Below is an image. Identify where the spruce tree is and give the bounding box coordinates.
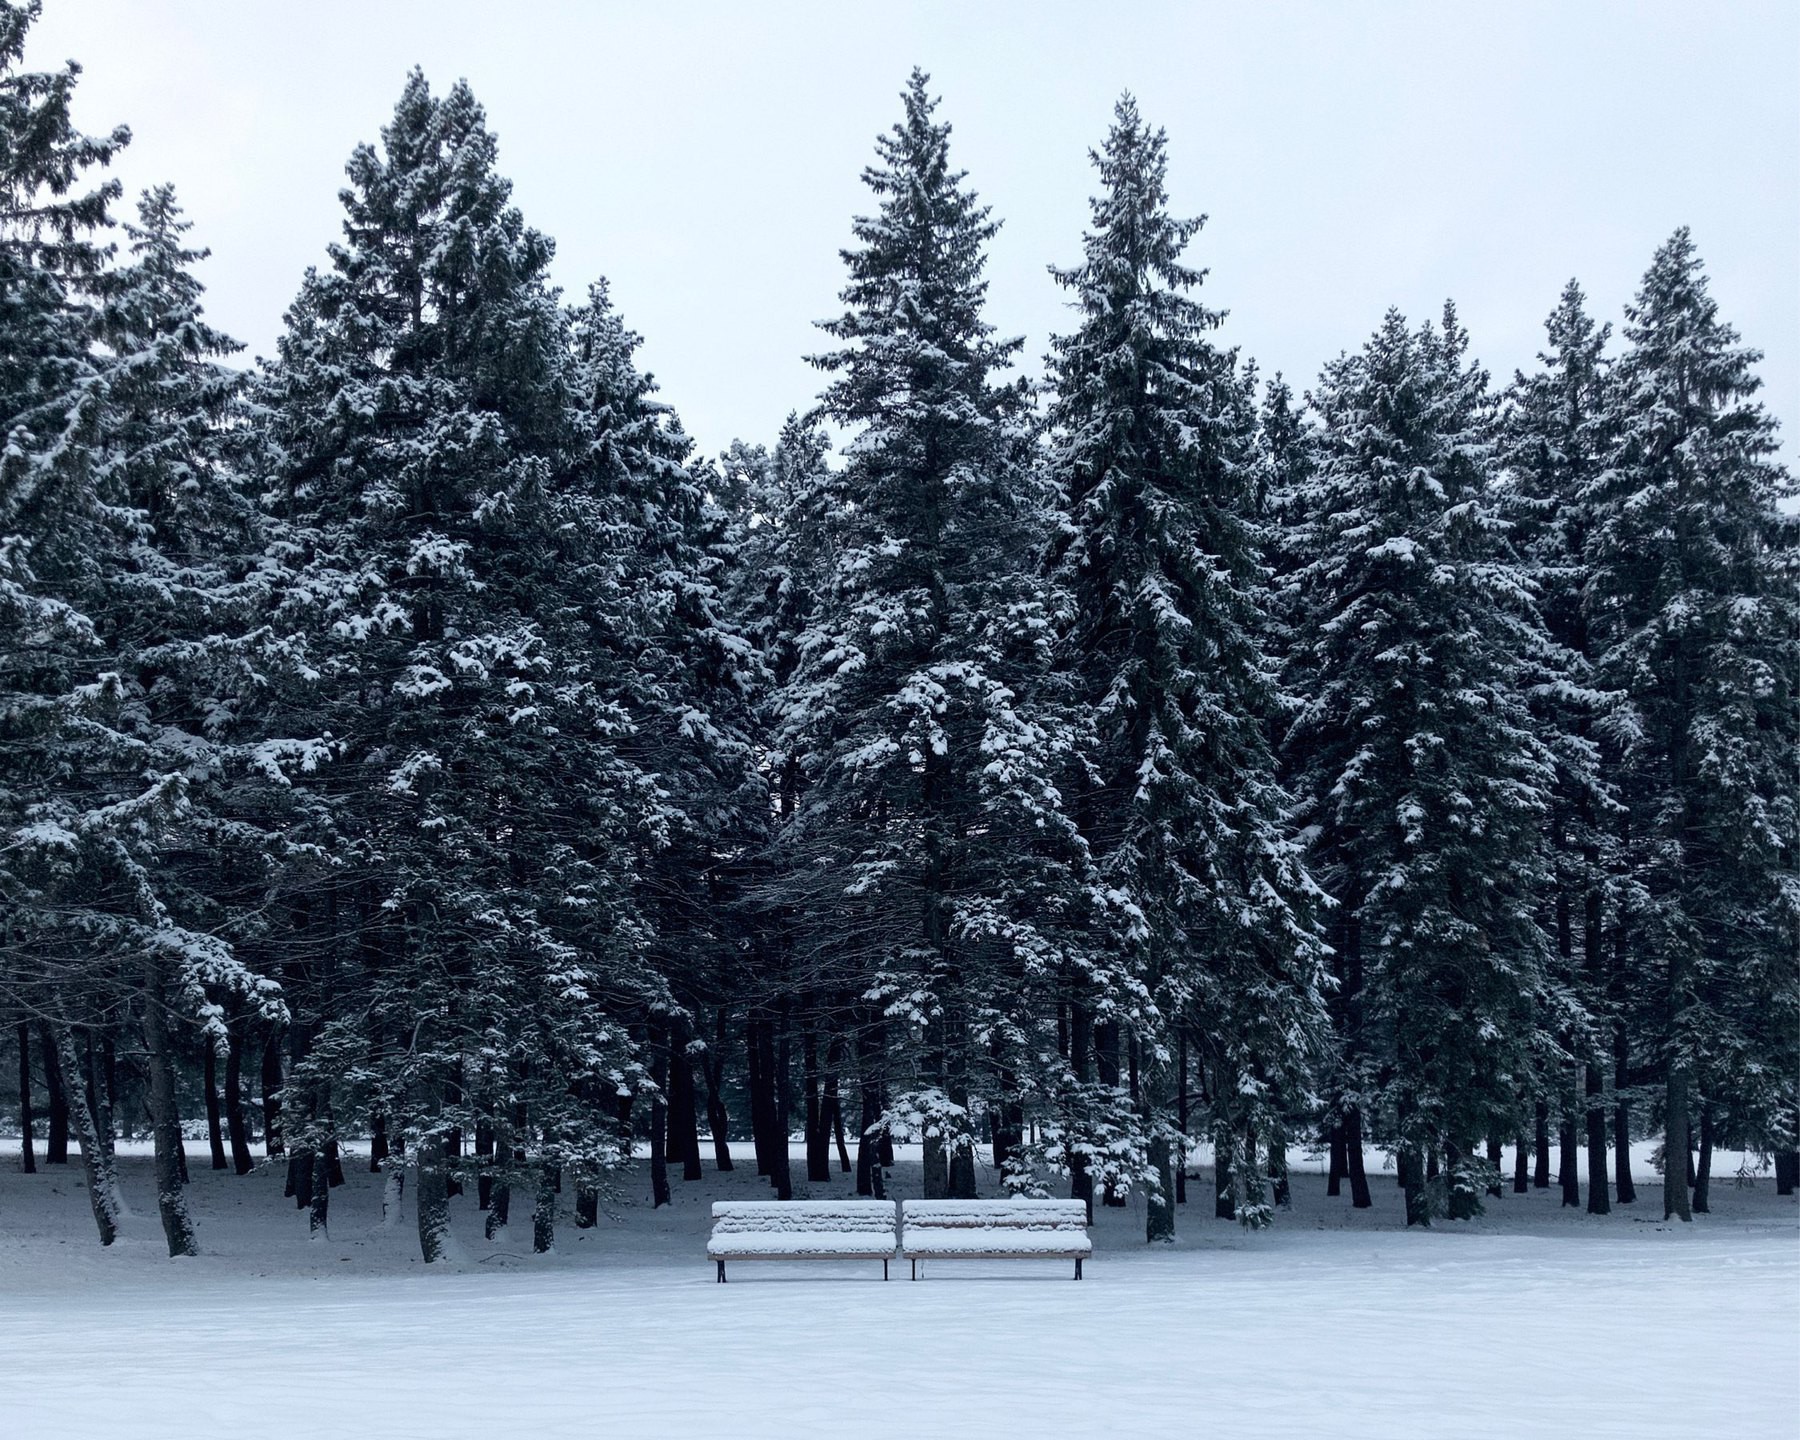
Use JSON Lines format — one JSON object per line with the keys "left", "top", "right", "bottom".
{"left": 1289, "top": 305, "right": 1561, "bottom": 1225}
{"left": 1583, "top": 230, "right": 1799, "bottom": 1221}
{"left": 255, "top": 73, "right": 658, "bottom": 1257}
{"left": 779, "top": 70, "right": 1086, "bottom": 1200}
{"left": 1044, "top": 96, "right": 1327, "bottom": 1234}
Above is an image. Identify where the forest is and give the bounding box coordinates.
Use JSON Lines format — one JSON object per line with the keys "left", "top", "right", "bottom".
{"left": 3, "top": 0, "right": 1796, "bottom": 1267}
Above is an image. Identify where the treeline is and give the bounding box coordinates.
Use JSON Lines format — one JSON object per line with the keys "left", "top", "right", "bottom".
{"left": 2, "top": 2, "right": 1795, "bottom": 1261}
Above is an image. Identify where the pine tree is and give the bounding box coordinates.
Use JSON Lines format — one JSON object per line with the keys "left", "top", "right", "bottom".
{"left": 1044, "top": 96, "right": 1327, "bottom": 1234}
{"left": 1289, "top": 304, "right": 1562, "bottom": 1225}
{"left": 779, "top": 70, "right": 1086, "bottom": 1200}
{"left": 255, "top": 73, "right": 658, "bottom": 1257}
{"left": 1583, "top": 230, "right": 1799, "bottom": 1222}
{"left": 1502, "top": 279, "right": 1625, "bottom": 1213}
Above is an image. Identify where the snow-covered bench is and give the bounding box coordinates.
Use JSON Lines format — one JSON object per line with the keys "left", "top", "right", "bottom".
{"left": 900, "top": 1198, "right": 1093, "bottom": 1280}
{"left": 706, "top": 1200, "right": 898, "bottom": 1282}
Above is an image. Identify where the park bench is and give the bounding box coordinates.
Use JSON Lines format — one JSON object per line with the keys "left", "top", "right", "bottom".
{"left": 706, "top": 1200, "right": 898, "bottom": 1282}
{"left": 899, "top": 1198, "right": 1093, "bottom": 1279}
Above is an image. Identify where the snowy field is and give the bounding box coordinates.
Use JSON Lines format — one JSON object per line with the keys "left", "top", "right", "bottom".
{"left": 2, "top": 1141, "right": 1794, "bottom": 1439}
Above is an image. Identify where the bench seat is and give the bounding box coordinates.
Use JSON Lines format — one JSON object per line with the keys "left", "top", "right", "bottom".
{"left": 900, "top": 1199, "right": 1092, "bottom": 1278}
{"left": 707, "top": 1200, "right": 898, "bottom": 1280}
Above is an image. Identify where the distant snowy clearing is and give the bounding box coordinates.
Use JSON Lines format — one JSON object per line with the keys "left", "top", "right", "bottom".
{"left": 3, "top": 1143, "right": 1794, "bottom": 1439}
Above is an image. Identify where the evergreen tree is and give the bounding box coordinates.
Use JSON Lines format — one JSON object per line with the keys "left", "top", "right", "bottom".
{"left": 778, "top": 70, "right": 1086, "bottom": 1200}
{"left": 1502, "top": 279, "right": 1625, "bottom": 1213}
{"left": 1289, "top": 304, "right": 1562, "bottom": 1225}
{"left": 1583, "top": 230, "right": 1799, "bottom": 1221}
{"left": 255, "top": 73, "right": 657, "bottom": 1257}
{"left": 1044, "top": 96, "right": 1327, "bottom": 1234}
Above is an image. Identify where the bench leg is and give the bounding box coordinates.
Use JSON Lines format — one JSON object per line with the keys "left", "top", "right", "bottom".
{"left": 1074, "top": 1259, "right": 1082, "bottom": 1281}
{"left": 911, "top": 1259, "right": 917, "bottom": 1281}
{"left": 883, "top": 1259, "right": 889, "bottom": 1282}
{"left": 717, "top": 1260, "right": 726, "bottom": 1284}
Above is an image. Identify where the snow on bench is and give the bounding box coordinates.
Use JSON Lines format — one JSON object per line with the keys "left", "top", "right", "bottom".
{"left": 706, "top": 1201, "right": 899, "bottom": 1282}
{"left": 900, "top": 1199, "right": 1093, "bottom": 1280}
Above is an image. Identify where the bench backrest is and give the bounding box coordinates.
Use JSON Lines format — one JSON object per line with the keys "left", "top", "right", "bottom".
{"left": 709, "top": 1200, "right": 898, "bottom": 1237}
{"left": 901, "top": 1199, "right": 1089, "bottom": 1232}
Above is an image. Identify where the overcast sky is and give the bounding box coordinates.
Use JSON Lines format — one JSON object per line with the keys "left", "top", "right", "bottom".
{"left": 26, "top": 1, "right": 1799, "bottom": 466}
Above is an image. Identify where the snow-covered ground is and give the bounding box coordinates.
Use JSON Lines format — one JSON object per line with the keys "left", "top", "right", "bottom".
{"left": 2, "top": 1139, "right": 1794, "bottom": 1438}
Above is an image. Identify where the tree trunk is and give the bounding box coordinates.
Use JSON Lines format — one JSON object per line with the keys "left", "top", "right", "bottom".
{"left": 1585, "top": 1063, "right": 1610, "bottom": 1214}
{"left": 39, "top": 1024, "right": 69, "bottom": 1164}
{"left": 772, "top": 1012, "right": 793, "bottom": 1200}
{"left": 1513, "top": 1132, "right": 1529, "bottom": 1193}
{"left": 1663, "top": 1064, "right": 1692, "bottom": 1222}
{"left": 1327, "top": 1118, "right": 1347, "bottom": 1197}
{"left": 140, "top": 971, "right": 199, "bottom": 1257}
{"left": 702, "top": 1009, "right": 733, "bottom": 1172}
{"left": 1269, "top": 1128, "right": 1291, "bottom": 1209}
{"left": 1775, "top": 1149, "right": 1798, "bottom": 1196}
{"left": 1559, "top": 1111, "right": 1581, "bottom": 1208}
{"left": 417, "top": 1116, "right": 451, "bottom": 1262}
{"left": 1691, "top": 1104, "right": 1713, "bottom": 1215}
{"left": 308, "top": 1146, "right": 330, "bottom": 1238}
{"left": 1533, "top": 1099, "right": 1550, "bottom": 1188}
{"left": 1174, "top": 1030, "right": 1188, "bottom": 1205}
{"left": 1146, "top": 1128, "right": 1175, "bottom": 1243}
{"left": 204, "top": 1045, "right": 228, "bottom": 1171}
{"left": 1400, "top": 1146, "right": 1430, "bottom": 1227}
{"left": 747, "top": 1014, "right": 775, "bottom": 1178}
{"left": 803, "top": 1028, "right": 829, "bottom": 1183}
{"left": 650, "top": 1023, "right": 671, "bottom": 1210}
{"left": 1613, "top": 1095, "right": 1637, "bottom": 1204}
{"left": 55, "top": 1027, "right": 118, "bottom": 1245}
{"left": 1344, "top": 1105, "right": 1372, "bottom": 1209}
{"left": 16, "top": 1015, "right": 35, "bottom": 1173}
{"left": 1213, "top": 1119, "right": 1236, "bottom": 1221}
{"left": 260, "top": 1030, "right": 284, "bottom": 1157}
{"left": 224, "top": 1027, "right": 254, "bottom": 1174}
{"left": 855, "top": 1022, "right": 882, "bottom": 1198}
{"left": 1485, "top": 1132, "right": 1504, "bottom": 1198}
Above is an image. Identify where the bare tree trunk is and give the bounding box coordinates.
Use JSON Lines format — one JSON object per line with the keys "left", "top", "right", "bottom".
{"left": 39, "top": 1024, "right": 68, "bottom": 1164}
{"left": 1691, "top": 1104, "right": 1713, "bottom": 1215}
{"left": 308, "top": 1145, "right": 330, "bottom": 1238}
{"left": 16, "top": 1021, "right": 35, "bottom": 1173}
{"left": 1513, "top": 1131, "right": 1529, "bottom": 1192}
{"left": 1344, "top": 1105, "right": 1372, "bottom": 1209}
{"left": 55, "top": 1027, "right": 118, "bottom": 1245}
{"left": 1327, "top": 1118, "right": 1347, "bottom": 1197}
{"left": 803, "top": 1028, "right": 829, "bottom": 1183}
{"left": 204, "top": 1045, "right": 228, "bottom": 1171}
{"left": 702, "top": 1008, "right": 733, "bottom": 1172}
{"left": 140, "top": 970, "right": 199, "bottom": 1257}
{"left": 1533, "top": 1099, "right": 1551, "bottom": 1188}
{"left": 1585, "top": 1063, "right": 1610, "bottom": 1214}
{"left": 1485, "top": 1132, "right": 1504, "bottom": 1198}
{"left": 1559, "top": 1107, "right": 1581, "bottom": 1208}
{"left": 1174, "top": 1029, "right": 1188, "bottom": 1205}
{"left": 668, "top": 1027, "right": 703, "bottom": 1182}
{"left": 650, "top": 1022, "right": 671, "bottom": 1209}
{"left": 1146, "top": 1127, "right": 1175, "bottom": 1243}
{"left": 260, "top": 1030, "right": 284, "bottom": 1158}
{"left": 1663, "top": 1064, "right": 1692, "bottom": 1222}
{"left": 1213, "top": 1118, "right": 1236, "bottom": 1221}
{"left": 224, "top": 1026, "right": 254, "bottom": 1174}
{"left": 417, "top": 1128, "right": 451, "bottom": 1261}
{"left": 855, "top": 1020, "right": 882, "bottom": 1197}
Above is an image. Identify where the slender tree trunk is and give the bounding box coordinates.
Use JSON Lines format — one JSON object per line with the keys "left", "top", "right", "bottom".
{"left": 224, "top": 1027, "right": 254, "bottom": 1174}
{"left": 1174, "top": 1030, "right": 1188, "bottom": 1205}
{"left": 803, "top": 1028, "right": 829, "bottom": 1183}
{"left": 1664, "top": 1064, "right": 1692, "bottom": 1222}
{"left": 308, "top": 1145, "right": 330, "bottom": 1238}
{"left": 671, "top": 1030, "right": 704, "bottom": 1182}
{"left": 1269, "top": 1128, "right": 1291, "bottom": 1209}
{"left": 260, "top": 1030, "right": 284, "bottom": 1158}
{"left": 1585, "top": 1063, "right": 1610, "bottom": 1214}
{"left": 1327, "top": 1119, "right": 1347, "bottom": 1197}
{"left": 1485, "top": 1132, "right": 1504, "bottom": 1198}
{"left": 1513, "top": 1132, "right": 1529, "bottom": 1193}
{"left": 1613, "top": 1092, "right": 1637, "bottom": 1204}
{"left": 1146, "top": 1128, "right": 1175, "bottom": 1243}
{"left": 1344, "top": 1105, "right": 1372, "bottom": 1209}
{"left": 204, "top": 1045, "right": 228, "bottom": 1171}
{"left": 16, "top": 1015, "right": 35, "bottom": 1173}
{"left": 703, "top": 1008, "right": 733, "bottom": 1172}
{"left": 650, "top": 1022, "right": 671, "bottom": 1209}
{"left": 1213, "top": 1118, "right": 1236, "bottom": 1221}
{"left": 1400, "top": 1146, "right": 1430, "bottom": 1227}
{"left": 140, "top": 970, "right": 199, "bottom": 1257}
{"left": 1691, "top": 1104, "right": 1713, "bottom": 1215}
{"left": 474, "top": 1122, "right": 493, "bottom": 1208}
{"left": 771, "top": 1011, "right": 793, "bottom": 1200}
{"left": 1533, "top": 1100, "right": 1551, "bottom": 1188}
{"left": 1559, "top": 1108, "right": 1581, "bottom": 1208}
{"left": 39, "top": 1024, "right": 68, "bottom": 1164}
{"left": 55, "top": 1027, "right": 118, "bottom": 1245}
{"left": 855, "top": 1021, "right": 882, "bottom": 1198}
{"left": 747, "top": 1013, "right": 774, "bottom": 1178}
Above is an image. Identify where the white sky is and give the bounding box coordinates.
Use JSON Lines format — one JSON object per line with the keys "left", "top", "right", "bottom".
{"left": 25, "top": 1, "right": 1800, "bottom": 466}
